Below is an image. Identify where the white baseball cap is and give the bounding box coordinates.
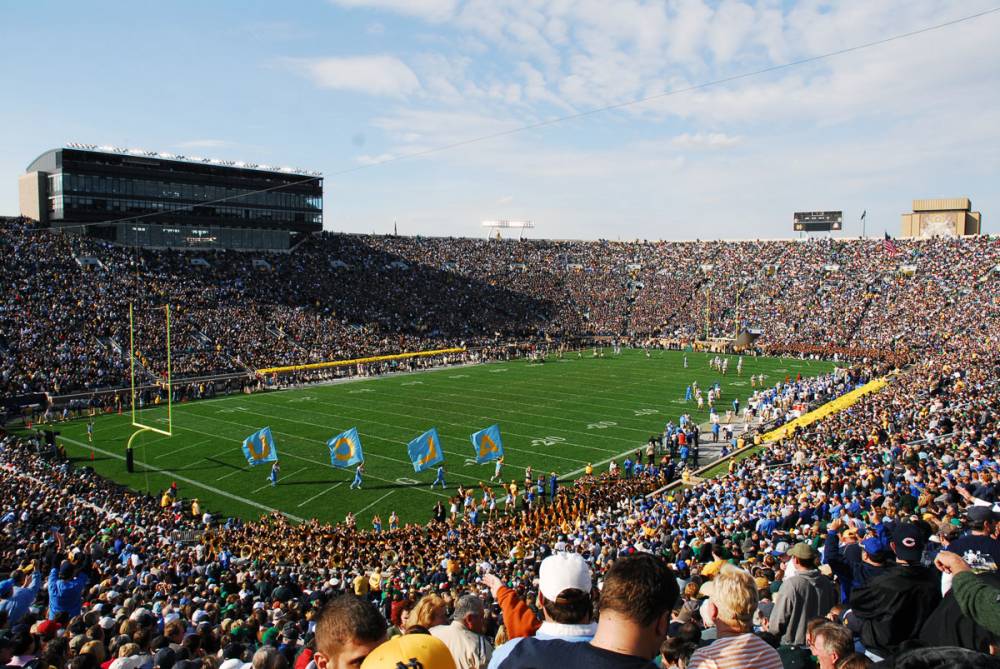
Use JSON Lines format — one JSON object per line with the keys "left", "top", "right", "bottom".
{"left": 539, "top": 553, "right": 592, "bottom": 602}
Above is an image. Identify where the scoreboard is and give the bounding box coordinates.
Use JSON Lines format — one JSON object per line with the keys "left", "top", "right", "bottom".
{"left": 794, "top": 211, "right": 842, "bottom": 232}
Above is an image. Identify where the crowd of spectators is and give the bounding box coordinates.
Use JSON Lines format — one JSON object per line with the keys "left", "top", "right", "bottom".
{"left": 5, "top": 218, "right": 1000, "bottom": 401}
{"left": 5, "top": 217, "right": 1000, "bottom": 666}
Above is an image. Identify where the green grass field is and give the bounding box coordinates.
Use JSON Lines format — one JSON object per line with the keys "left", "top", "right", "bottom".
{"left": 50, "top": 350, "right": 833, "bottom": 527}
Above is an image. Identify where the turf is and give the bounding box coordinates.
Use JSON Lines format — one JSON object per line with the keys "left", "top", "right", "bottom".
{"left": 46, "top": 350, "right": 834, "bottom": 527}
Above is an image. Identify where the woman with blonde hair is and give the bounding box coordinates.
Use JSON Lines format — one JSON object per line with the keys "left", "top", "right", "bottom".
{"left": 407, "top": 594, "right": 449, "bottom": 633}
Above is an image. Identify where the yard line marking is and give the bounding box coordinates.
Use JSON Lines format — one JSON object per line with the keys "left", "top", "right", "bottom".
{"left": 216, "top": 467, "right": 247, "bottom": 481}
{"left": 57, "top": 435, "right": 304, "bottom": 522}
{"left": 154, "top": 438, "right": 212, "bottom": 460}
{"left": 298, "top": 482, "right": 344, "bottom": 508}
{"left": 355, "top": 491, "right": 395, "bottom": 516}
{"left": 253, "top": 466, "right": 307, "bottom": 493}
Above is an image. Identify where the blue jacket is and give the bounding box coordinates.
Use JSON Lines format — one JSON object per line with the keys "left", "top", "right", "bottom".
{"left": 47, "top": 569, "right": 89, "bottom": 619}
{"left": 0, "top": 570, "right": 42, "bottom": 625}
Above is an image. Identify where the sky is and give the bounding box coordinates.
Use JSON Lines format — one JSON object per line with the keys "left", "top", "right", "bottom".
{"left": 1, "top": 0, "right": 998, "bottom": 241}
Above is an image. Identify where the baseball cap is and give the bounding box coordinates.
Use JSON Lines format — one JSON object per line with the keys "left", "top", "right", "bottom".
{"left": 538, "top": 553, "right": 592, "bottom": 602}
{"left": 861, "top": 537, "right": 883, "bottom": 555}
{"left": 891, "top": 524, "right": 926, "bottom": 562}
{"left": 966, "top": 506, "right": 1000, "bottom": 523}
{"left": 36, "top": 619, "right": 61, "bottom": 639}
{"left": 361, "top": 635, "right": 456, "bottom": 669}
{"left": 786, "top": 543, "right": 819, "bottom": 561}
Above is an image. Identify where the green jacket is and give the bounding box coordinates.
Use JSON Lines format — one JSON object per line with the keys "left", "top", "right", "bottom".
{"left": 952, "top": 570, "right": 1000, "bottom": 636}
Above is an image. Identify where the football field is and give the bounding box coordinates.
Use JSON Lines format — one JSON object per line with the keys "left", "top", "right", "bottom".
{"left": 52, "top": 350, "right": 834, "bottom": 526}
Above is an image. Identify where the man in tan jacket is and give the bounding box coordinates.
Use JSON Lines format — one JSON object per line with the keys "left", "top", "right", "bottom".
{"left": 431, "top": 595, "right": 493, "bottom": 669}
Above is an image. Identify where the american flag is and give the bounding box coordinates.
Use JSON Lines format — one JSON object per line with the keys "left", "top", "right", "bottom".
{"left": 883, "top": 232, "right": 899, "bottom": 256}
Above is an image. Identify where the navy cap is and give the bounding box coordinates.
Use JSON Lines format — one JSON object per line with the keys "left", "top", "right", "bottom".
{"left": 891, "top": 524, "right": 925, "bottom": 562}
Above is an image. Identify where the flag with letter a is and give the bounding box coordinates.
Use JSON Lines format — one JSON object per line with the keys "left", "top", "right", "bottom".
{"left": 408, "top": 428, "right": 443, "bottom": 473}
{"left": 470, "top": 424, "right": 504, "bottom": 464}
{"left": 328, "top": 427, "right": 364, "bottom": 468}
{"left": 242, "top": 427, "right": 279, "bottom": 466}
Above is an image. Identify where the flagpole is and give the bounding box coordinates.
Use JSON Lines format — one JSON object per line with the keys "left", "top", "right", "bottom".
{"left": 861, "top": 210, "right": 866, "bottom": 239}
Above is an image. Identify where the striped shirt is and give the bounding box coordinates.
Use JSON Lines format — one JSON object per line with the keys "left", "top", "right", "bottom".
{"left": 687, "top": 633, "right": 783, "bottom": 669}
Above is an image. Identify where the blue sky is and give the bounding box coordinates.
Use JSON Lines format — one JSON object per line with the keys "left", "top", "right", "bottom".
{"left": 1, "top": 0, "right": 997, "bottom": 240}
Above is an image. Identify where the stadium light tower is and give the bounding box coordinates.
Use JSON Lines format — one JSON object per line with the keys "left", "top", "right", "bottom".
{"left": 481, "top": 220, "right": 534, "bottom": 240}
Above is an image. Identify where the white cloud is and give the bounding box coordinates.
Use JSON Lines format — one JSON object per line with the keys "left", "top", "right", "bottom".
{"left": 328, "top": 0, "right": 457, "bottom": 22}
{"left": 283, "top": 55, "right": 421, "bottom": 97}
{"left": 670, "top": 132, "right": 742, "bottom": 149}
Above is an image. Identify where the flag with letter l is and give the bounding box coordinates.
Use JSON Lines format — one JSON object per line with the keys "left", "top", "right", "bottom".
{"left": 328, "top": 427, "right": 364, "bottom": 468}
{"left": 242, "top": 427, "right": 279, "bottom": 466}
{"left": 408, "top": 428, "right": 443, "bottom": 473}
{"left": 470, "top": 424, "right": 504, "bottom": 464}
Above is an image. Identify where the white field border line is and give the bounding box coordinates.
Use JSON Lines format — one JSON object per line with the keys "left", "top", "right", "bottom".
{"left": 199, "top": 395, "right": 594, "bottom": 465}
{"left": 239, "top": 392, "right": 625, "bottom": 457}
{"left": 57, "top": 434, "right": 304, "bottom": 522}
{"left": 298, "top": 482, "right": 344, "bottom": 508}
{"left": 155, "top": 420, "right": 451, "bottom": 500}
{"left": 355, "top": 491, "right": 395, "bottom": 516}
{"left": 154, "top": 438, "right": 212, "bottom": 460}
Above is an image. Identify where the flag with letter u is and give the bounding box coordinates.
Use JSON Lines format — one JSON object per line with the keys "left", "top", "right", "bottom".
{"left": 470, "top": 424, "right": 504, "bottom": 464}
{"left": 408, "top": 428, "right": 443, "bottom": 473}
{"left": 242, "top": 427, "right": 278, "bottom": 466}
{"left": 328, "top": 427, "right": 364, "bottom": 468}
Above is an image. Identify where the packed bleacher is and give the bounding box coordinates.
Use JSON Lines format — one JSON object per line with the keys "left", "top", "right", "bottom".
{"left": 4, "top": 215, "right": 1000, "bottom": 667}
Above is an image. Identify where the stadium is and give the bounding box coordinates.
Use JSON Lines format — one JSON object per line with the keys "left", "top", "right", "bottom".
{"left": 2, "top": 4, "right": 1000, "bottom": 669}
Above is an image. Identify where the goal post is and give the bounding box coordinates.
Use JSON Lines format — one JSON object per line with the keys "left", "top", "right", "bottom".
{"left": 129, "top": 303, "right": 173, "bottom": 438}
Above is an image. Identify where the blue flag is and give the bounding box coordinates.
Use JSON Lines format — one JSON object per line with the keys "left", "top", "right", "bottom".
{"left": 408, "top": 428, "right": 444, "bottom": 473}
{"left": 470, "top": 424, "right": 504, "bottom": 464}
{"left": 328, "top": 427, "right": 364, "bottom": 468}
{"left": 242, "top": 427, "right": 279, "bottom": 466}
